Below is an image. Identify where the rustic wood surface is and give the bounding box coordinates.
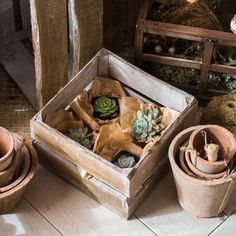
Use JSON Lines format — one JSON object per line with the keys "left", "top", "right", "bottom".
{"left": 30, "top": 0, "right": 68, "bottom": 108}
{"left": 68, "top": 0, "right": 103, "bottom": 76}
{"left": 1, "top": 71, "right": 236, "bottom": 235}
{"left": 31, "top": 49, "right": 197, "bottom": 201}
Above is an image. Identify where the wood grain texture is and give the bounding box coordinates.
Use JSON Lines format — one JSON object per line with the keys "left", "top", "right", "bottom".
{"left": 200, "top": 41, "right": 214, "bottom": 89}
{"left": 104, "top": 0, "right": 141, "bottom": 54}
{"left": 68, "top": 0, "right": 103, "bottom": 76}
{"left": 0, "top": 41, "right": 36, "bottom": 108}
{"left": 0, "top": 200, "right": 61, "bottom": 235}
{"left": 0, "top": 0, "right": 15, "bottom": 36}
{"left": 34, "top": 142, "right": 169, "bottom": 219}
{"left": 30, "top": 0, "right": 68, "bottom": 108}
{"left": 20, "top": 0, "right": 31, "bottom": 30}
{"left": 142, "top": 53, "right": 202, "bottom": 70}
{"left": 24, "top": 165, "right": 155, "bottom": 235}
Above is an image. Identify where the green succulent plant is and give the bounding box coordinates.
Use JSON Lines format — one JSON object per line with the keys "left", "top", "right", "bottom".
{"left": 132, "top": 107, "right": 165, "bottom": 141}
{"left": 94, "top": 96, "right": 118, "bottom": 118}
{"left": 68, "top": 127, "right": 94, "bottom": 150}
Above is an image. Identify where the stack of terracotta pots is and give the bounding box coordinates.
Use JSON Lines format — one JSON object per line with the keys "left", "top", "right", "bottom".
{"left": 169, "top": 125, "right": 236, "bottom": 217}
{"left": 0, "top": 127, "right": 37, "bottom": 213}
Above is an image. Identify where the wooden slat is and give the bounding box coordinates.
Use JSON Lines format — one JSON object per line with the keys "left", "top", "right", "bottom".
{"left": 169, "top": 83, "right": 228, "bottom": 101}
{"left": 134, "top": 0, "right": 150, "bottom": 66}
{"left": 0, "top": 41, "right": 37, "bottom": 108}
{"left": 143, "top": 20, "right": 236, "bottom": 45}
{"left": 24, "top": 165, "right": 156, "bottom": 235}
{"left": 210, "top": 64, "right": 236, "bottom": 75}
{"left": 68, "top": 0, "right": 103, "bottom": 77}
{"left": 0, "top": 200, "right": 61, "bottom": 235}
{"left": 142, "top": 53, "right": 202, "bottom": 69}
{"left": 108, "top": 51, "right": 194, "bottom": 112}
{"left": 0, "top": 0, "right": 15, "bottom": 36}
{"left": 30, "top": 0, "right": 68, "bottom": 109}
{"left": 20, "top": 0, "right": 31, "bottom": 30}
{"left": 200, "top": 41, "right": 214, "bottom": 89}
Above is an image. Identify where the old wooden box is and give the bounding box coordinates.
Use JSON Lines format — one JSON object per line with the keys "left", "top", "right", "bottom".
{"left": 31, "top": 48, "right": 198, "bottom": 218}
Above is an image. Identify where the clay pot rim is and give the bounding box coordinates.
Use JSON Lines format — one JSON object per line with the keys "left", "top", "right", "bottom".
{"left": 188, "top": 125, "right": 236, "bottom": 166}
{"left": 0, "top": 127, "right": 14, "bottom": 163}
{"left": 168, "top": 126, "right": 236, "bottom": 185}
{"left": 185, "top": 149, "right": 231, "bottom": 179}
{"left": 0, "top": 151, "right": 17, "bottom": 176}
{"left": 0, "top": 141, "right": 37, "bottom": 197}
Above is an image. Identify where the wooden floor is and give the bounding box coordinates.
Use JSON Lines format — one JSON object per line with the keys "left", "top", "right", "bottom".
{"left": 0, "top": 68, "right": 236, "bottom": 236}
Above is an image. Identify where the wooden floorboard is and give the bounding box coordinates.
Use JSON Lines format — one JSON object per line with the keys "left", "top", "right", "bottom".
{"left": 0, "top": 200, "right": 62, "bottom": 236}
{"left": 24, "top": 166, "right": 155, "bottom": 236}
{"left": 210, "top": 212, "right": 236, "bottom": 236}
{"left": 135, "top": 172, "right": 227, "bottom": 236}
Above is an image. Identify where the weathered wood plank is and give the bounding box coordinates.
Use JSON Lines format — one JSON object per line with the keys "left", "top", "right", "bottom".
{"left": 210, "top": 64, "right": 236, "bottom": 75}
{"left": 68, "top": 0, "right": 103, "bottom": 77}
{"left": 0, "top": 0, "right": 15, "bottom": 36}
{"left": 142, "top": 53, "right": 202, "bottom": 70}
{"left": 104, "top": 0, "right": 141, "bottom": 54}
{"left": 143, "top": 20, "right": 236, "bottom": 44}
{"left": 0, "top": 41, "right": 37, "bottom": 108}
{"left": 20, "top": 0, "right": 31, "bottom": 30}
{"left": 200, "top": 41, "right": 214, "bottom": 89}
{"left": 30, "top": 0, "right": 68, "bottom": 108}
{"left": 24, "top": 164, "right": 156, "bottom": 235}
{"left": 0, "top": 200, "right": 61, "bottom": 235}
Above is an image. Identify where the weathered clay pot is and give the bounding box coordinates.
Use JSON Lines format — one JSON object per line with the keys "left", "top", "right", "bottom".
{"left": 0, "top": 141, "right": 37, "bottom": 213}
{"left": 0, "top": 143, "right": 31, "bottom": 194}
{"left": 185, "top": 150, "right": 233, "bottom": 180}
{"left": 189, "top": 125, "right": 236, "bottom": 174}
{"left": 0, "top": 153, "right": 18, "bottom": 187}
{"left": 0, "top": 127, "right": 14, "bottom": 172}
{"left": 169, "top": 126, "right": 236, "bottom": 218}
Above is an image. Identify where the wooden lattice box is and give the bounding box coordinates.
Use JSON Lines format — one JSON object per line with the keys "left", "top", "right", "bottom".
{"left": 31, "top": 48, "right": 198, "bottom": 218}
{"left": 134, "top": 0, "right": 236, "bottom": 100}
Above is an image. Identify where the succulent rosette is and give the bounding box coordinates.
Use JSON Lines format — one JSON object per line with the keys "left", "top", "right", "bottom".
{"left": 132, "top": 107, "right": 164, "bottom": 141}
{"left": 68, "top": 127, "right": 94, "bottom": 150}
{"left": 93, "top": 96, "right": 119, "bottom": 118}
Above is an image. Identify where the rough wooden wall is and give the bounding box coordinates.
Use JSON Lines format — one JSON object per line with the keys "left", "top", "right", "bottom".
{"left": 103, "top": 0, "right": 141, "bottom": 53}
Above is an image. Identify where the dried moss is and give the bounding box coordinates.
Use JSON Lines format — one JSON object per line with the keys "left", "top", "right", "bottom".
{"left": 149, "top": 0, "right": 223, "bottom": 31}
{"left": 202, "top": 94, "right": 236, "bottom": 126}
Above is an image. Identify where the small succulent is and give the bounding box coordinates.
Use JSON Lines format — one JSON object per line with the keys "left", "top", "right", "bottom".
{"left": 132, "top": 107, "right": 165, "bottom": 141}
{"left": 94, "top": 96, "right": 118, "bottom": 118}
{"left": 114, "top": 155, "right": 136, "bottom": 168}
{"left": 68, "top": 127, "right": 94, "bottom": 150}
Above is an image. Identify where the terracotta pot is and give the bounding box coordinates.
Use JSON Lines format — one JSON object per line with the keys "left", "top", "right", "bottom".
{"left": 169, "top": 126, "right": 236, "bottom": 218}
{"left": 189, "top": 125, "right": 236, "bottom": 174}
{"left": 185, "top": 150, "right": 233, "bottom": 180}
{"left": 0, "top": 153, "right": 18, "bottom": 187}
{"left": 0, "top": 141, "right": 37, "bottom": 213}
{"left": 0, "top": 144, "right": 31, "bottom": 194}
{"left": 0, "top": 127, "right": 14, "bottom": 172}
